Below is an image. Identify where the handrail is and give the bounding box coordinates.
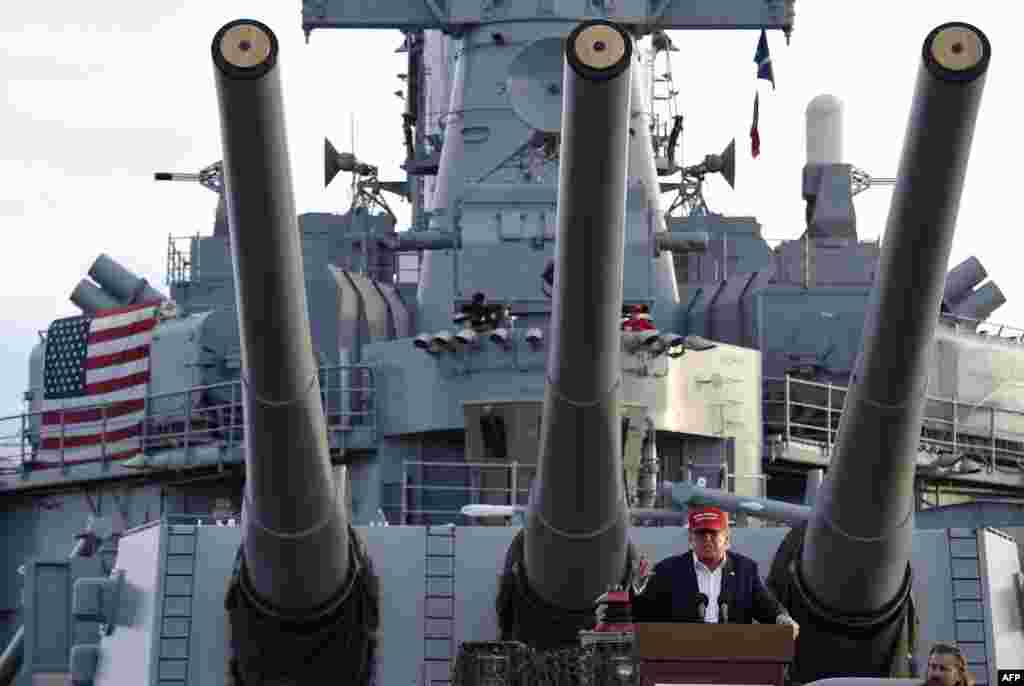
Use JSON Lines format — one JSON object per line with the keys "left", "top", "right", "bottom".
{"left": 765, "top": 374, "right": 1024, "bottom": 473}
{"left": 0, "top": 363, "right": 377, "bottom": 472}
{"left": 7, "top": 362, "right": 1024, "bottom": 477}
{"left": 399, "top": 459, "right": 536, "bottom": 525}
{"left": 395, "top": 460, "right": 768, "bottom": 526}
{"left": 167, "top": 233, "right": 423, "bottom": 287}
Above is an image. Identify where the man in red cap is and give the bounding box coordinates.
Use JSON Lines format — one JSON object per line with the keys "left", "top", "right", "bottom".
{"left": 631, "top": 506, "right": 799, "bottom": 639}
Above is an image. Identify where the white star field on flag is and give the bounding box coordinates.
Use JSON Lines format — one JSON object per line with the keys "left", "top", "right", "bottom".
{"left": 37, "top": 304, "right": 158, "bottom": 465}
{"left": 42, "top": 316, "right": 90, "bottom": 399}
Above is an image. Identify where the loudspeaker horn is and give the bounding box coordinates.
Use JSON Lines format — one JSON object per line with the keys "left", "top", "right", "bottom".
{"left": 720, "top": 138, "right": 735, "bottom": 189}
{"left": 704, "top": 138, "right": 736, "bottom": 189}
{"left": 325, "top": 137, "right": 343, "bottom": 188}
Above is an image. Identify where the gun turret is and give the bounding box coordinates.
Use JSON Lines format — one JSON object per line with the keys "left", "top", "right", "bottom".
{"left": 211, "top": 19, "right": 377, "bottom": 685}
{"left": 767, "top": 22, "right": 990, "bottom": 681}
{"left": 497, "top": 19, "right": 634, "bottom": 649}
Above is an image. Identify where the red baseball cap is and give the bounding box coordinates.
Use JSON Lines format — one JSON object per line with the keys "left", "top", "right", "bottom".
{"left": 689, "top": 506, "right": 728, "bottom": 531}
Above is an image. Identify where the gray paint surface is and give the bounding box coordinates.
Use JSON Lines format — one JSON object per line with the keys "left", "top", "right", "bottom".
{"left": 978, "top": 528, "right": 1024, "bottom": 679}
{"left": 93, "top": 524, "right": 161, "bottom": 686}
{"left": 3, "top": 8, "right": 1024, "bottom": 686}
{"left": 189, "top": 527, "right": 240, "bottom": 686}
{"left": 73, "top": 523, "right": 1014, "bottom": 686}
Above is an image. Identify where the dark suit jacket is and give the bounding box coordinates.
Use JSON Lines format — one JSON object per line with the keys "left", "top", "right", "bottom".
{"left": 631, "top": 551, "right": 783, "bottom": 624}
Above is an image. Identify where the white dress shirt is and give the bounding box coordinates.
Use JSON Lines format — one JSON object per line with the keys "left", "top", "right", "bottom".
{"left": 693, "top": 555, "right": 724, "bottom": 623}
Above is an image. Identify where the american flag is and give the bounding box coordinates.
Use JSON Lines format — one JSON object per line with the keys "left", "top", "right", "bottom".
{"left": 38, "top": 303, "right": 158, "bottom": 465}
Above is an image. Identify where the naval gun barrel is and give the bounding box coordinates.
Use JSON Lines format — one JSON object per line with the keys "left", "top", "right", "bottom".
{"left": 213, "top": 21, "right": 378, "bottom": 684}
{"left": 803, "top": 19, "right": 989, "bottom": 615}
{"left": 773, "top": 23, "right": 990, "bottom": 681}
{"left": 522, "top": 20, "right": 634, "bottom": 622}
{"left": 212, "top": 18, "right": 351, "bottom": 619}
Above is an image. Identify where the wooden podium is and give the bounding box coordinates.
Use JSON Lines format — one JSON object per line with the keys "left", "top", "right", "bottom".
{"left": 633, "top": 623, "right": 794, "bottom": 686}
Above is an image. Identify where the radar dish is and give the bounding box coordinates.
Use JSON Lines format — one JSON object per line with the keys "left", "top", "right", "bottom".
{"left": 506, "top": 38, "right": 565, "bottom": 134}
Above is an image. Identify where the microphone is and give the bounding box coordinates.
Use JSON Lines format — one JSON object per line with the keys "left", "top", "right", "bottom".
{"left": 695, "top": 593, "right": 709, "bottom": 622}
{"left": 719, "top": 601, "right": 729, "bottom": 624}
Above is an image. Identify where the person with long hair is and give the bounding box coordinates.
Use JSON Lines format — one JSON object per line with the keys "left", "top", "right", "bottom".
{"left": 926, "top": 643, "right": 975, "bottom": 686}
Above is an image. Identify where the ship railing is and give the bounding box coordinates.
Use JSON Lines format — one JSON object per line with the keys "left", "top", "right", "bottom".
{"left": 0, "top": 363, "right": 376, "bottom": 474}
{"left": 764, "top": 374, "right": 1024, "bottom": 475}
{"left": 761, "top": 234, "right": 882, "bottom": 250}
{"left": 166, "top": 233, "right": 201, "bottom": 286}
{"left": 686, "top": 471, "right": 768, "bottom": 500}
{"left": 164, "top": 513, "right": 241, "bottom": 528}
{"left": 167, "top": 232, "right": 421, "bottom": 289}
{"left": 391, "top": 459, "right": 763, "bottom": 526}
{"left": 942, "top": 312, "right": 1024, "bottom": 341}
{"left": 395, "top": 459, "right": 537, "bottom": 526}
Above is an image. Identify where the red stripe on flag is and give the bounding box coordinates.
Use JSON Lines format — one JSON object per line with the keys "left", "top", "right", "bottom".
{"left": 41, "top": 424, "right": 141, "bottom": 450}
{"left": 41, "top": 398, "right": 145, "bottom": 426}
{"left": 83, "top": 371, "right": 150, "bottom": 397}
{"left": 84, "top": 345, "right": 151, "bottom": 371}
{"left": 92, "top": 302, "right": 161, "bottom": 318}
{"left": 88, "top": 318, "right": 156, "bottom": 345}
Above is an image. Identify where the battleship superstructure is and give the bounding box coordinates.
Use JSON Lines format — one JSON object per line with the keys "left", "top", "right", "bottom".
{"left": 0, "top": 3, "right": 1022, "bottom": 686}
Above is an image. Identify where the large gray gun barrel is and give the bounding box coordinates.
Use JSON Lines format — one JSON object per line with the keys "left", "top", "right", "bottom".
{"left": 212, "top": 20, "right": 377, "bottom": 685}
{"left": 212, "top": 18, "right": 348, "bottom": 615}
{"left": 768, "top": 22, "right": 990, "bottom": 682}
{"left": 513, "top": 20, "right": 634, "bottom": 643}
{"left": 208, "top": 10, "right": 352, "bottom": 614}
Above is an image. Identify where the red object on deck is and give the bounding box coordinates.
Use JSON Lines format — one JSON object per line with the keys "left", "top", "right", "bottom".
{"left": 622, "top": 315, "right": 655, "bottom": 331}
{"left": 594, "top": 589, "right": 634, "bottom": 632}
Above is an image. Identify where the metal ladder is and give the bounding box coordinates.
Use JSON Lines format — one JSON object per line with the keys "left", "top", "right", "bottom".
{"left": 423, "top": 524, "right": 457, "bottom": 686}
{"left": 157, "top": 524, "right": 200, "bottom": 684}
{"left": 947, "top": 529, "right": 991, "bottom": 685}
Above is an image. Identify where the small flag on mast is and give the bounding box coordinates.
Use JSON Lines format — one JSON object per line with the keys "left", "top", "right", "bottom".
{"left": 750, "top": 92, "right": 761, "bottom": 158}
{"left": 754, "top": 28, "right": 775, "bottom": 89}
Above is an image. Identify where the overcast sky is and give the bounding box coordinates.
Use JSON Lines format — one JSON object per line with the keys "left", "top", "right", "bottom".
{"left": 1, "top": 1, "right": 1019, "bottom": 422}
